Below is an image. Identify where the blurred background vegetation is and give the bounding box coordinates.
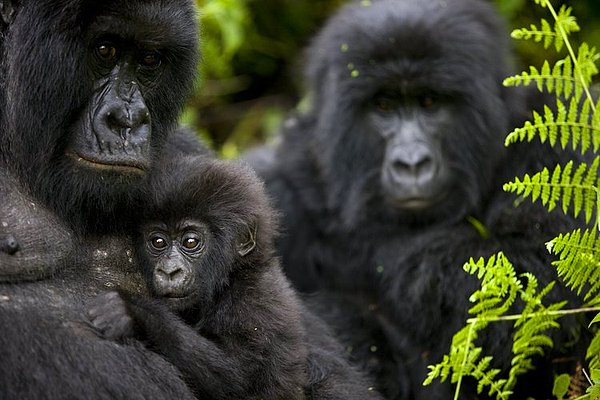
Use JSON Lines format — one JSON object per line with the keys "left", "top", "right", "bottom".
{"left": 185, "top": 0, "right": 600, "bottom": 158}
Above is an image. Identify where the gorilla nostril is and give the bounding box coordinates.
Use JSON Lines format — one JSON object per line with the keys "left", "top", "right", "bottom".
{"left": 104, "top": 105, "right": 150, "bottom": 136}
{"left": 392, "top": 159, "right": 411, "bottom": 171}
{"left": 392, "top": 155, "right": 433, "bottom": 175}
{"left": 415, "top": 156, "right": 433, "bottom": 174}
{"left": 168, "top": 268, "right": 183, "bottom": 280}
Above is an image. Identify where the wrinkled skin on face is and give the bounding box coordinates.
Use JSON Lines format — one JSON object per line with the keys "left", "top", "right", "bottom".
{"left": 0, "top": 0, "right": 199, "bottom": 233}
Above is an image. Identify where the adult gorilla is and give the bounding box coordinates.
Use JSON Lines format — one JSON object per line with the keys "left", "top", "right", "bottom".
{"left": 248, "top": 0, "right": 585, "bottom": 398}
{"left": 0, "top": 169, "right": 74, "bottom": 281}
{"left": 0, "top": 0, "right": 201, "bottom": 398}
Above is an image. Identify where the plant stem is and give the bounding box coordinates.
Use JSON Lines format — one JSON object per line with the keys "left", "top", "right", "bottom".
{"left": 455, "top": 321, "right": 476, "bottom": 400}
{"left": 543, "top": 0, "right": 596, "bottom": 113}
{"left": 466, "top": 306, "right": 600, "bottom": 324}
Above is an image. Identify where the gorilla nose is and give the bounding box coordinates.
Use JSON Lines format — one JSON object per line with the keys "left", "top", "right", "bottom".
{"left": 155, "top": 264, "right": 187, "bottom": 286}
{"left": 389, "top": 144, "right": 435, "bottom": 184}
{"left": 105, "top": 101, "right": 151, "bottom": 140}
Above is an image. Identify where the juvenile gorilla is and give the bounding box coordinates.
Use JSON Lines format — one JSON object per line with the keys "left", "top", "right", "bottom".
{"left": 0, "top": 1, "right": 203, "bottom": 398}
{"left": 89, "top": 156, "right": 382, "bottom": 400}
{"left": 248, "top": 0, "right": 585, "bottom": 398}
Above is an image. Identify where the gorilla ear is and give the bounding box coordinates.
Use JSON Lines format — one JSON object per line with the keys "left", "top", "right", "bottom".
{"left": 0, "top": 0, "right": 17, "bottom": 26}
{"left": 236, "top": 221, "right": 257, "bottom": 257}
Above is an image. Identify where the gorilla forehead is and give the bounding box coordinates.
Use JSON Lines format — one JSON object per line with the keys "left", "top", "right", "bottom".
{"left": 84, "top": 1, "right": 197, "bottom": 46}
{"left": 307, "top": 0, "right": 510, "bottom": 94}
{"left": 22, "top": 0, "right": 197, "bottom": 39}
{"left": 147, "top": 158, "right": 274, "bottom": 226}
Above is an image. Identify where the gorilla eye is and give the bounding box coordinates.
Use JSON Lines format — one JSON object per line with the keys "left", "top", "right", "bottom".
{"left": 183, "top": 238, "right": 199, "bottom": 249}
{"left": 150, "top": 235, "right": 168, "bottom": 251}
{"left": 95, "top": 43, "right": 118, "bottom": 63}
{"left": 419, "top": 95, "right": 437, "bottom": 110}
{"left": 140, "top": 51, "right": 161, "bottom": 69}
{"left": 181, "top": 233, "right": 203, "bottom": 252}
{"left": 373, "top": 96, "right": 395, "bottom": 113}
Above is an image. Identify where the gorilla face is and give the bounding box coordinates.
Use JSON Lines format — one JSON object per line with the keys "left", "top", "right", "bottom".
{"left": 135, "top": 157, "right": 275, "bottom": 314}
{"left": 305, "top": 0, "right": 512, "bottom": 224}
{"left": 140, "top": 220, "right": 208, "bottom": 311}
{"left": 367, "top": 88, "right": 454, "bottom": 211}
{"left": 0, "top": 0, "right": 199, "bottom": 232}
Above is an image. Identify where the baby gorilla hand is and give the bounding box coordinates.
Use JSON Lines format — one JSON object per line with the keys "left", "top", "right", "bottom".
{"left": 87, "top": 291, "right": 135, "bottom": 340}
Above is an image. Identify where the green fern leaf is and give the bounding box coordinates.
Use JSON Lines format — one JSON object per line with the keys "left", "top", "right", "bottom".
{"left": 548, "top": 228, "right": 600, "bottom": 304}
{"left": 504, "top": 158, "right": 600, "bottom": 222}
{"left": 553, "top": 5, "right": 580, "bottom": 52}
{"left": 510, "top": 20, "right": 556, "bottom": 49}
{"left": 574, "top": 43, "right": 600, "bottom": 100}
{"left": 503, "top": 57, "right": 579, "bottom": 99}
{"left": 505, "top": 98, "right": 600, "bottom": 154}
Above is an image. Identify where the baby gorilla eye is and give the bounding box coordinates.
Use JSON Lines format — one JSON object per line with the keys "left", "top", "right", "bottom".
{"left": 181, "top": 232, "right": 203, "bottom": 252}
{"left": 150, "top": 235, "right": 168, "bottom": 251}
{"left": 184, "top": 238, "right": 198, "bottom": 249}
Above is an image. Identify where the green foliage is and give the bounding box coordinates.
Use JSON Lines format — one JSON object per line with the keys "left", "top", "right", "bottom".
{"left": 553, "top": 373, "right": 571, "bottom": 398}
{"left": 503, "top": 157, "right": 600, "bottom": 223}
{"left": 197, "top": 0, "right": 251, "bottom": 79}
{"left": 425, "top": 253, "right": 565, "bottom": 400}
{"left": 548, "top": 228, "right": 600, "bottom": 305}
{"left": 426, "top": 0, "right": 600, "bottom": 398}
{"left": 504, "top": 98, "right": 600, "bottom": 153}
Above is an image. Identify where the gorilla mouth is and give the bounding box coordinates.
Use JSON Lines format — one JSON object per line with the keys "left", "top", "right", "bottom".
{"left": 387, "top": 191, "right": 450, "bottom": 211}
{"left": 67, "top": 151, "right": 147, "bottom": 175}
{"left": 163, "top": 293, "right": 188, "bottom": 299}
{"left": 393, "top": 198, "right": 437, "bottom": 210}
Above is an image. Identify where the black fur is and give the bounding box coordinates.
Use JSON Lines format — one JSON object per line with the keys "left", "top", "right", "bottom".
{"left": 0, "top": 169, "right": 74, "bottom": 281}
{"left": 248, "top": 0, "right": 587, "bottom": 398}
{"left": 89, "top": 156, "right": 383, "bottom": 400}
{"left": 0, "top": 1, "right": 203, "bottom": 398}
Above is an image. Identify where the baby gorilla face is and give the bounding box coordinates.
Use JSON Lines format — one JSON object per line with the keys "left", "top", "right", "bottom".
{"left": 141, "top": 219, "right": 208, "bottom": 311}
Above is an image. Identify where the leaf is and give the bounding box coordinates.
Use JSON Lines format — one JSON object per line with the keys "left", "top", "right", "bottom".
{"left": 552, "top": 373, "right": 570, "bottom": 399}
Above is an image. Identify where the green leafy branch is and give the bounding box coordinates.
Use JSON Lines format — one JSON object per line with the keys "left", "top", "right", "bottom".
{"left": 427, "top": 0, "right": 600, "bottom": 398}
{"left": 425, "top": 253, "right": 567, "bottom": 400}
{"left": 504, "top": 97, "right": 600, "bottom": 153}
{"left": 547, "top": 229, "right": 600, "bottom": 306}
{"left": 503, "top": 157, "right": 600, "bottom": 224}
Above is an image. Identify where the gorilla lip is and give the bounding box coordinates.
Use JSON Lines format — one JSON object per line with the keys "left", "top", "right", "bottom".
{"left": 67, "top": 151, "right": 147, "bottom": 175}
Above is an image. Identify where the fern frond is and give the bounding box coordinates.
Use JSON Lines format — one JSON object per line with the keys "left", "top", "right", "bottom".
{"left": 503, "top": 58, "right": 579, "bottom": 99}
{"left": 503, "top": 157, "right": 600, "bottom": 223}
{"left": 504, "top": 98, "right": 600, "bottom": 154}
{"left": 510, "top": 5, "right": 579, "bottom": 52}
{"left": 427, "top": 253, "right": 563, "bottom": 399}
{"left": 464, "top": 254, "right": 522, "bottom": 317}
{"left": 574, "top": 43, "right": 600, "bottom": 100}
{"left": 510, "top": 19, "right": 556, "bottom": 50}
{"left": 504, "top": 276, "right": 564, "bottom": 390}
{"left": 547, "top": 228, "right": 600, "bottom": 305}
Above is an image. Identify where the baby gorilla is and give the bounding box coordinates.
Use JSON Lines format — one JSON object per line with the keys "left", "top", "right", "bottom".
{"left": 88, "top": 157, "right": 306, "bottom": 399}
{"left": 88, "top": 156, "right": 380, "bottom": 400}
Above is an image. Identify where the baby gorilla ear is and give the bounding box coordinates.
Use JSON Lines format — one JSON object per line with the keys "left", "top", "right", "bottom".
{"left": 236, "top": 220, "right": 257, "bottom": 257}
